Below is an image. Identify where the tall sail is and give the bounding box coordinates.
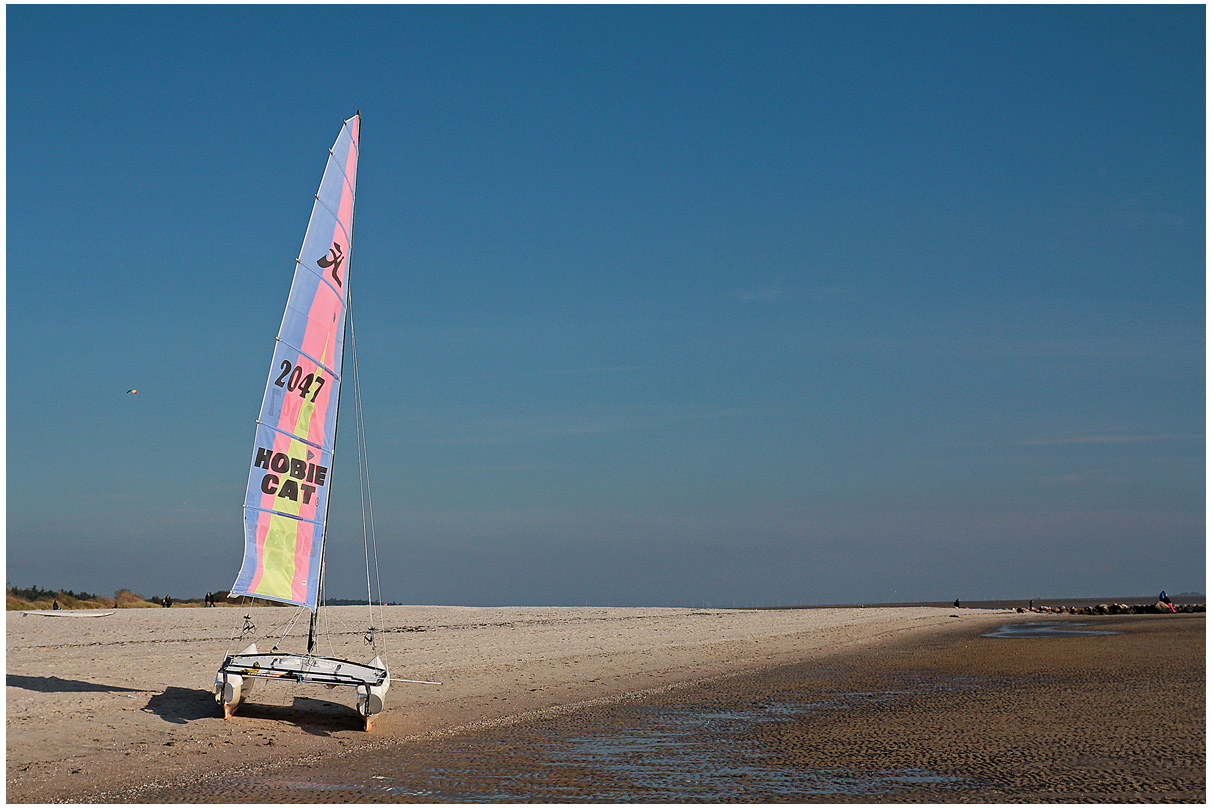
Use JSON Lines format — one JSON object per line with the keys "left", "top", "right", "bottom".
{"left": 230, "top": 113, "right": 360, "bottom": 609}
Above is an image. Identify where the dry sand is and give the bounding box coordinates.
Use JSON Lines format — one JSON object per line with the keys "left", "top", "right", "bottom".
{"left": 6, "top": 603, "right": 1010, "bottom": 802}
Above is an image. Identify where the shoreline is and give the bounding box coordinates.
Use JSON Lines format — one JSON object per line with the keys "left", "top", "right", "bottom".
{"left": 8, "top": 604, "right": 1018, "bottom": 802}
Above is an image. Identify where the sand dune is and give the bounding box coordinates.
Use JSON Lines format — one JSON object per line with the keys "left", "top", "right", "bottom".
{"left": 6, "top": 603, "right": 1015, "bottom": 802}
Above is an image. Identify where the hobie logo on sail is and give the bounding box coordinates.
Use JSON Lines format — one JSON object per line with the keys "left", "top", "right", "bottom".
{"left": 317, "top": 242, "right": 344, "bottom": 287}
{"left": 254, "top": 447, "right": 329, "bottom": 504}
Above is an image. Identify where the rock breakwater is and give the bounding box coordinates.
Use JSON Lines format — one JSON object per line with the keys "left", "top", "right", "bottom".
{"left": 1017, "top": 602, "right": 1204, "bottom": 615}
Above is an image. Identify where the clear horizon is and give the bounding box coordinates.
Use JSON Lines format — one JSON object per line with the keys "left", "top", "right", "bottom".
{"left": 6, "top": 5, "right": 1205, "bottom": 607}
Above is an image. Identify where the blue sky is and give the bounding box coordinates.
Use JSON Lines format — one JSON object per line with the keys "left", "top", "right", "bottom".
{"left": 6, "top": 5, "right": 1204, "bottom": 606}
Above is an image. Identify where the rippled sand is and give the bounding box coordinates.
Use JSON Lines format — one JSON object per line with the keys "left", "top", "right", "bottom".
{"left": 6, "top": 603, "right": 1005, "bottom": 802}
{"left": 132, "top": 612, "right": 1205, "bottom": 803}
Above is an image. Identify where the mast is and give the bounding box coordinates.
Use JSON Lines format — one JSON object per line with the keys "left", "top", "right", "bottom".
{"left": 307, "top": 561, "right": 324, "bottom": 654}
{"left": 308, "top": 111, "right": 359, "bottom": 656}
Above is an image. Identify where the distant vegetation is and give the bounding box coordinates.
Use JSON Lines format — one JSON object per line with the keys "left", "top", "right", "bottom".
{"left": 8, "top": 584, "right": 100, "bottom": 603}
{"left": 6, "top": 584, "right": 215, "bottom": 610}
{"left": 324, "top": 597, "right": 404, "bottom": 606}
{"left": 6, "top": 585, "right": 152, "bottom": 610}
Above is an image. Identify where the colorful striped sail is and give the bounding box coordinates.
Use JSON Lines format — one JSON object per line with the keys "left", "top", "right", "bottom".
{"left": 230, "top": 113, "right": 360, "bottom": 609}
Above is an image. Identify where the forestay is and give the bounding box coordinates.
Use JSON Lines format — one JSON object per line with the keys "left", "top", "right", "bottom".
{"left": 230, "top": 113, "right": 360, "bottom": 609}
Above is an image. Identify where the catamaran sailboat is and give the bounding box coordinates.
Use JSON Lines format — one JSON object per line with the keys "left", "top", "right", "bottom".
{"left": 214, "top": 111, "right": 392, "bottom": 731}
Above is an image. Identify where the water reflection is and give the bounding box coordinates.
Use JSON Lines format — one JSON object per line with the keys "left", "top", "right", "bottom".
{"left": 231, "top": 680, "right": 978, "bottom": 802}
{"left": 984, "top": 621, "right": 1121, "bottom": 638}
{"left": 526, "top": 698, "right": 969, "bottom": 802}
{"left": 378, "top": 677, "right": 982, "bottom": 802}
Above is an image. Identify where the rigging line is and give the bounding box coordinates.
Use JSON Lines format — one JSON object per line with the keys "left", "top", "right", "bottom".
{"left": 316, "top": 558, "right": 327, "bottom": 653}
{"left": 319, "top": 600, "right": 355, "bottom": 632}
{"left": 351, "top": 301, "right": 385, "bottom": 642}
{"left": 342, "top": 120, "right": 385, "bottom": 657}
{"left": 323, "top": 582, "right": 337, "bottom": 658}
{"left": 349, "top": 295, "right": 375, "bottom": 627}
{"left": 225, "top": 594, "right": 252, "bottom": 652}
{"left": 351, "top": 124, "right": 383, "bottom": 640}
{"left": 350, "top": 294, "right": 386, "bottom": 651}
{"left": 367, "top": 402, "right": 386, "bottom": 644}
{"left": 359, "top": 333, "right": 381, "bottom": 629}
{"left": 356, "top": 330, "right": 384, "bottom": 637}
{"left": 275, "top": 606, "right": 309, "bottom": 648}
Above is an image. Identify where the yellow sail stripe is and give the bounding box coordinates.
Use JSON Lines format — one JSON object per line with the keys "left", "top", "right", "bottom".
{"left": 254, "top": 328, "right": 335, "bottom": 601}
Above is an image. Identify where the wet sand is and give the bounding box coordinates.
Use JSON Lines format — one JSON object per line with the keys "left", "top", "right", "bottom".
{"left": 787, "top": 613, "right": 1206, "bottom": 802}
{"left": 144, "top": 612, "right": 1204, "bottom": 803}
{"left": 6, "top": 603, "right": 1006, "bottom": 803}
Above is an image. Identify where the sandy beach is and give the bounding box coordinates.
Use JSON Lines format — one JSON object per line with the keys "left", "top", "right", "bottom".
{"left": 168, "top": 611, "right": 1199, "bottom": 804}
{"left": 7, "top": 603, "right": 1014, "bottom": 802}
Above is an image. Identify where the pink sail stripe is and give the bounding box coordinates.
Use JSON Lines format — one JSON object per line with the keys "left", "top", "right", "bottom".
{"left": 246, "top": 510, "right": 273, "bottom": 594}
{"left": 293, "top": 287, "right": 344, "bottom": 447}
{"left": 290, "top": 519, "right": 310, "bottom": 602}
{"left": 290, "top": 534, "right": 309, "bottom": 601}
{"left": 292, "top": 135, "right": 356, "bottom": 448}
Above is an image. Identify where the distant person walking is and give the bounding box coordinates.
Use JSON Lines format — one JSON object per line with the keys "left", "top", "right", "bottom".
{"left": 953, "top": 598, "right": 960, "bottom": 608}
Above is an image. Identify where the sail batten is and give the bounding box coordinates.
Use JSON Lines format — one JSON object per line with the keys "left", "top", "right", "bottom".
{"left": 269, "top": 336, "right": 344, "bottom": 382}
{"left": 230, "top": 113, "right": 359, "bottom": 609}
{"left": 252, "top": 421, "right": 327, "bottom": 452}
{"left": 289, "top": 255, "right": 347, "bottom": 304}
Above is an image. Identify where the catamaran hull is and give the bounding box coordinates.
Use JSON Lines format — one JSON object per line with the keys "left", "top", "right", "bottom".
{"left": 214, "top": 644, "right": 389, "bottom": 729}
{"left": 357, "top": 656, "right": 390, "bottom": 730}
{"left": 214, "top": 643, "right": 259, "bottom": 718}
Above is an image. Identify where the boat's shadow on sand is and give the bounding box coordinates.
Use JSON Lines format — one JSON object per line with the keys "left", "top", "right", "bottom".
{"left": 146, "top": 686, "right": 363, "bottom": 735}
{"left": 7, "top": 674, "right": 144, "bottom": 694}
{"left": 7, "top": 674, "right": 362, "bottom": 735}
{"left": 143, "top": 686, "right": 227, "bottom": 724}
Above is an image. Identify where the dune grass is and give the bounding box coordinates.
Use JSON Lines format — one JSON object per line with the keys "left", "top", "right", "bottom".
{"left": 5, "top": 585, "right": 294, "bottom": 610}
{"left": 6, "top": 586, "right": 196, "bottom": 610}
